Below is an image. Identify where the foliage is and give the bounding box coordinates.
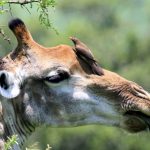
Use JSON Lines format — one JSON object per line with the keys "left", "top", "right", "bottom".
{"left": 37, "top": 0, "right": 58, "bottom": 34}
{"left": 26, "top": 143, "right": 52, "bottom": 150}
{"left": 0, "top": 1, "right": 7, "bottom": 14}
{"left": 4, "top": 135, "right": 52, "bottom": 150}
{"left": 38, "top": 0, "right": 55, "bottom": 27}
{"left": 0, "top": 0, "right": 57, "bottom": 39}
{"left": 4, "top": 135, "right": 18, "bottom": 150}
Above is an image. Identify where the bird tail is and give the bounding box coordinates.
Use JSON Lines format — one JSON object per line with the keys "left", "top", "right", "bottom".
{"left": 91, "top": 62, "right": 104, "bottom": 76}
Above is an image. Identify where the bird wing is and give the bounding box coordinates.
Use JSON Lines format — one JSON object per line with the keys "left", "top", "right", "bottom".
{"left": 70, "top": 37, "right": 104, "bottom": 76}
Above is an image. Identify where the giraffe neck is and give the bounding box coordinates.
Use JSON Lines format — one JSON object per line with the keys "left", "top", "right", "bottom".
{"left": 0, "top": 99, "right": 35, "bottom": 150}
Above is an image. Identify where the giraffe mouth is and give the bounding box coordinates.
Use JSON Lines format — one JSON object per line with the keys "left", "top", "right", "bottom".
{"left": 123, "top": 111, "right": 150, "bottom": 133}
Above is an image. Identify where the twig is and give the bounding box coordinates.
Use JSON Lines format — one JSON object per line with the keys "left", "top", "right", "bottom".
{"left": 8, "top": 0, "right": 39, "bottom": 5}
{"left": 21, "top": 4, "right": 31, "bottom": 14}
{"left": 0, "top": 28, "right": 11, "bottom": 44}
{"left": 8, "top": 3, "right": 13, "bottom": 16}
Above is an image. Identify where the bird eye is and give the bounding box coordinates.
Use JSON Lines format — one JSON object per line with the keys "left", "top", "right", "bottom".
{"left": 44, "top": 70, "right": 70, "bottom": 83}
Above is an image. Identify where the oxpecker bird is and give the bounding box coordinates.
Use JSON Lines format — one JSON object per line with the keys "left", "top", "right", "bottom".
{"left": 70, "top": 37, "right": 104, "bottom": 76}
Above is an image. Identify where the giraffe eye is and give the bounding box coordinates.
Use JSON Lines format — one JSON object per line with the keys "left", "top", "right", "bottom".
{"left": 44, "top": 69, "right": 70, "bottom": 83}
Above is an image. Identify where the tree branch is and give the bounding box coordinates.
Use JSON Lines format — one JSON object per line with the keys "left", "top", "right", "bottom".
{"left": 8, "top": 0, "right": 39, "bottom": 5}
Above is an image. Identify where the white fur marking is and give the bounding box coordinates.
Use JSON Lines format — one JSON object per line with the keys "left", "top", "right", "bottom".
{"left": 73, "top": 88, "right": 90, "bottom": 100}
{"left": 0, "top": 72, "right": 20, "bottom": 99}
{"left": 0, "top": 84, "right": 20, "bottom": 99}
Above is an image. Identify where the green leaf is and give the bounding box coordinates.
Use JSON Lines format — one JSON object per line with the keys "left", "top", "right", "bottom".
{"left": 4, "top": 135, "right": 18, "bottom": 150}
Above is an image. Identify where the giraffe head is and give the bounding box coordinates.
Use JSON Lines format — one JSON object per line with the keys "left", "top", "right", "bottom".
{"left": 0, "top": 18, "right": 150, "bottom": 133}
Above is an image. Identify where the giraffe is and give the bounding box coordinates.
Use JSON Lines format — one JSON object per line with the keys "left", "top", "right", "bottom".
{"left": 0, "top": 18, "right": 150, "bottom": 149}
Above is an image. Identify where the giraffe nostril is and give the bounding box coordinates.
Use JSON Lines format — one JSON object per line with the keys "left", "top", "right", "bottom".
{"left": 0, "top": 73, "right": 9, "bottom": 90}
{"left": 0, "top": 71, "right": 20, "bottom": 99}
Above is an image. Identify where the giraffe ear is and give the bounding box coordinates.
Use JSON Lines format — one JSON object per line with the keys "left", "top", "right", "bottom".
{"left": 9, "top": 18, "right": 33, "bottom": 45}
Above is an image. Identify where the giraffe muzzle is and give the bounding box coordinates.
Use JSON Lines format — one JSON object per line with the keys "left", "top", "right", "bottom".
{"left": 0, "top": 71, "right": 21, "bottom": 99}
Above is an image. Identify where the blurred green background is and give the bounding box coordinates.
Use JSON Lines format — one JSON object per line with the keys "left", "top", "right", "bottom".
{"left": 1, "top": 0, "right": 150, "bottom": 150}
